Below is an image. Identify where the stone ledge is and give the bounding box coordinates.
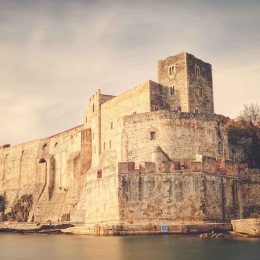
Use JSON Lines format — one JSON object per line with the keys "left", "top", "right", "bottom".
{"left": 231, "top": 218, "right": 260, "bottom": 236}
{"left": 63, "top": 222, "right": 232, "bottom": 236}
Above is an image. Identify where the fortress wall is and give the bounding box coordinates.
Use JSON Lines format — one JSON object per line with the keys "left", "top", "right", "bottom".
{"left": 122, "top": 111, "right": 230, "bottom": 163}
{"left": 240, "top": 169, "right": 260, "bottom": 218}
{"left": 158, "top": 52, "right": 189, "bottom": 112}
{"left": 85, "top": 174, "right": 119, "bottom": 224}
{"left": 0, "top": 124, "right": 91, "bottom": 222}
{"left": 85, "top": 91, "right": 102, "bottom": 166}
{"left": 118, "top": 172, "right": 240, "bottom": 224}
{"left": 150, "top": 81, "right": 182, "bottom": 111}
{"left": 100, "top": 81, "right": 151, "bottom": 167}
{"left": 228, "top": 126, "right": 260, "bottom": 168}
{"left": 187, "top": 53, "right": 214, "bottom": 114}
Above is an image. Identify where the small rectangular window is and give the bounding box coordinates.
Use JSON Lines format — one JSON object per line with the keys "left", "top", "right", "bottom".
{"left": 103, "top": 142, "right": 106, "bottom": 151}
{"left": 150, "top": 132, "right": 156, "bottom": 140}
{"left": 109, "top": 140, "right": 112, "bottom": 149}
{"left": 199, "top": 87, "right": 203, "bottom": 96}
{"left": 97, "top": 169, "right": 102, "bottom": 179}
{"left": 170, "top": 86, "right": 175, "bottom": 95}
{"left": 111, "top": 122, "right": 113, "bottom": 129}
{"left": 93, "top": 104, "right": 95, "bottom": 112}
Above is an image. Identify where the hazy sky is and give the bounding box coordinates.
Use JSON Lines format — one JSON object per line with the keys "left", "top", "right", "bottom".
{"left": 0, "top": 0, "right": 260, "bottom": 144}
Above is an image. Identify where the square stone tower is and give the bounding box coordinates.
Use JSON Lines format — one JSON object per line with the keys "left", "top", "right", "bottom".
{"left": 158, "top": 52, "right": 214, "bottom": 114}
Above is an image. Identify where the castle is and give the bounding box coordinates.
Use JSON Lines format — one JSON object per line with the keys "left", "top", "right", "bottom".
{"left": 0, "top": 52, "right": 259, "bottom": 233}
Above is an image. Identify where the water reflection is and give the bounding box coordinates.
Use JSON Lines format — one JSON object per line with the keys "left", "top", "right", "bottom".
{"left": 0, "top": 234, "right": 259, "bottom": 260}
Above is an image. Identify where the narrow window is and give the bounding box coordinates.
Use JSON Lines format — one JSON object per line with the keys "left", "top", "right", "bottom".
{"left": 154, "top": 105, "right": 158, "bottom": 111}
{"left": 150, "top": 132, "right": 156, "bottom": 140}
{"left": 195, "top": 65, "right": 201, "bottom": 76}
{"left": 93, "top": 133, "right": 94, "bottom": 140}
{"left": 93, "top": 104, "right": 95, "bottom": 112}
{"left": 168, "top": 65, "right": 176, "bottom": 77}
{"left": 170, "top": 86, "right": 175, "bottom": 95}
{"left": 103, "top": 142, "right": 106, "bottom": 151}
{"left": 199, "top": 87, "right": 203, "bottom": 96}
{"left": 194, "top": 108, "right": 199, "bottom": 113}
{"left": 109, "top": 140, "right": 112, "bottom": 149}
{"left": 85, "top": 117, "right": 88, "bottom": 123}
{"left": 97, "top": 169, "right": 102, "bottom": 179}
{"left": 111, "top": 122, "right": 113, "bottom": 129}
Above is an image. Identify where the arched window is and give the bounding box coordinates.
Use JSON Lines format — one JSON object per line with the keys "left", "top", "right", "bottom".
{"left": 42, "top": 144, "right": 48, "bottom": 151}
{"left": 39, "top": 158, "right": 47, "bottom": 164}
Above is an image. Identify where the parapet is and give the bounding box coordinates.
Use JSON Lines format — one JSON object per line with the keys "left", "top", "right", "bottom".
{"left": 118, "top": 156, "right": 240, "bottom": 176}
{"left": 123, "top": 110, "right": 229, "bottom": 125}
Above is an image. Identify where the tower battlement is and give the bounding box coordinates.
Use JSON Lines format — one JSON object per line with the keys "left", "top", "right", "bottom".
{"left": 0, "top": 52, "right": 259, "bottom": 230}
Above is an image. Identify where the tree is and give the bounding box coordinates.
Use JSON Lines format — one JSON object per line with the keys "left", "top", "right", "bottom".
{"left": 239, "top": 103, "right": 260, "bottom": 126}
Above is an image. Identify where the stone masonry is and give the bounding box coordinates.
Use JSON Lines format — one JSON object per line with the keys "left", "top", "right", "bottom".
{"left": 0, "top": 52, "right": 259, "bottom": 228}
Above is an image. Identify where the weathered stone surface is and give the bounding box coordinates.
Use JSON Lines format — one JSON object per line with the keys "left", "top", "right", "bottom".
{"left": 0, "top": 52, "right": 259, "bottom": 235}
{"left": 232, "top": 218, "right": 260, "bottom": 236}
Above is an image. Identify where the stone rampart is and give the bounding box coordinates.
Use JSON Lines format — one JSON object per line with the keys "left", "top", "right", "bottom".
{"left": 121, "top": 111, "right": 230, "bottom": 163}
{"left": 0, "top": 124, "right": 92, "bottom": 223}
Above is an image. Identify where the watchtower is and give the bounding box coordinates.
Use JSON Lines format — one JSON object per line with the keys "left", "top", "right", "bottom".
{"left": 158, "top": 52, "right": 214, "bottom": 114}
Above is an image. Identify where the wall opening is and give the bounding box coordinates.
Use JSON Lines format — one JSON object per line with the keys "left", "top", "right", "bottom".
{"left": 170, "top": 86, "right": 175, "bottom": 95}
{"left": 42, "top": 144, "right": 48, "bottom": 153}
{"left": 97, "top": 169, "right": 102, "bottom": 179}
{"left": 195, "top": 65, "right": 201, "bottom": 76}
{"left": 199, "top": 87, "right": 203, "bottom": 97}
{"left": 168, "top": 65, "right": 176, "bottom": 77}
{"left": 39, "top": 158, "right": 47, "bottom": 164}
{"left": 150, "top": 132, "right": 156, "bottom": 140}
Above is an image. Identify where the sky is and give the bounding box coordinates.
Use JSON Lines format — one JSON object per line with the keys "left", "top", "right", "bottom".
{"left": 0, "top": 0, "right": 260, "bottom": 144}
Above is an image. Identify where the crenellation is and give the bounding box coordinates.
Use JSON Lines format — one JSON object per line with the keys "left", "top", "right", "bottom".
{"left": 0, "top": 52, "right": 259, "bottom": 230}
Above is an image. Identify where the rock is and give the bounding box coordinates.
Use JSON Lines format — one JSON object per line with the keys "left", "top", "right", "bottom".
{"left": 215, "top": 233, "right": 224, "bottom": 239}
{"left": 200, "top": 233, "right": 209, "bottom": 239}
{"left": 210, "top": 233, "right": 218, "bottom": 238}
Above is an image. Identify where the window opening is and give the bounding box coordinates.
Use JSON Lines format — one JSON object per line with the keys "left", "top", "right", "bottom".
{"left": 150, "top": 132, "right": 156, "bottom": 140}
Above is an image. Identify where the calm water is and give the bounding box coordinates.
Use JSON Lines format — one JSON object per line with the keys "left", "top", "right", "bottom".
{"left": 0, "top": 234, "right": 259, "bottom": 260}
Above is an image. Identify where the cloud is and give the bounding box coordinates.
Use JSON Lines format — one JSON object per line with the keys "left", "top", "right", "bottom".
{"left": 0, "top": 0, "right": 260, "bottom": 144}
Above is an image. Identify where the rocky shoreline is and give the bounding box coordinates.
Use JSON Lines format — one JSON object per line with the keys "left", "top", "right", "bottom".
{"left": 0, "top": 223, "right": 74, "bottom": 234}
{"left": 0, "top": 220, "right": 259, "bottom": 239}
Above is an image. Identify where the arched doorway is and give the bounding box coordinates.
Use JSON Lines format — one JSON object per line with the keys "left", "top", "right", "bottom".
{"left": 38, "top": 158, "right": 47, "bottom": 184}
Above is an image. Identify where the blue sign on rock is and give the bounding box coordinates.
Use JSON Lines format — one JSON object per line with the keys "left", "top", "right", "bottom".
{"left": 161, "top": 225, "right": 168, "bottom": 232}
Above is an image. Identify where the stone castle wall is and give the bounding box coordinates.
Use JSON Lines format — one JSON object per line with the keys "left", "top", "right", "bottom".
{"left": 186, "top": 53, "right": 214, "bottom": 114}
{"left": 0, "top": 125, "right": 92, "bottom": 223}
{"left": 117, "top": 161, "right": 260, "bottom": 225}
{"left": 0, "top": 52, "right": 259, "bottom": 228}
{"left": 158, "top": 52, "right": 189, "bottom": 112}
{"left": 121, "top": 111, "right": 230, "bottom": 163}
